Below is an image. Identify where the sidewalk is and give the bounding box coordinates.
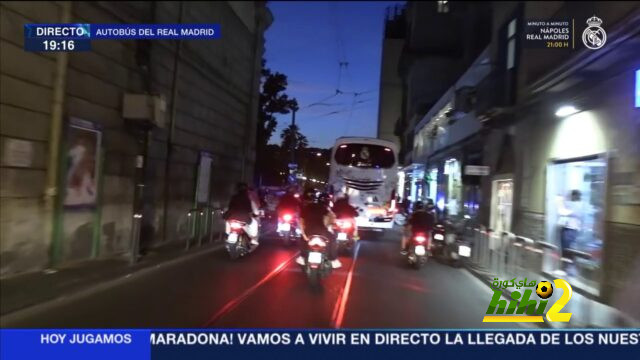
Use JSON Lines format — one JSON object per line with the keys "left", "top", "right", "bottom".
{"left": 0, "top": 239, "right": 223, "bottom": 318}
{"left": 465, "top": 258, "right": 639, "bottom": 328}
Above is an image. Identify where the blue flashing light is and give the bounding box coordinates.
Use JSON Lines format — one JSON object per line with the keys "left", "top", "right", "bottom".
{"left": 436, "top": 196, "right": 445, "bottom": 211}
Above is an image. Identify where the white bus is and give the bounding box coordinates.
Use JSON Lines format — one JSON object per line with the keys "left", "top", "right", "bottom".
{"left": 328, "top": 137, "right": 399, "bottom": 230}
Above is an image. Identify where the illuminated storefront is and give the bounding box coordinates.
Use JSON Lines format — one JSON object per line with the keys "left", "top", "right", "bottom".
{"left": 443, "top": 158, "right": 462, "bottom": 217}
{"left": 542, "top": 109, "right": 609, "bottom": 293}
{"left": 426, "top": 168, "right": 438, "bottom": 202}
{"left": 490, "top": 178, "right": 513, "bottom": 234}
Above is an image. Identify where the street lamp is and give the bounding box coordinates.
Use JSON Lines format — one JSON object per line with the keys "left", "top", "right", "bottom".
{"left": 555, "top": 105, "right": 579, "bottom": 117}
{"left": 326, "top": 162, "right": 330, "bottom": 166}
{"left": 316, "top": 152, "right": 322, "bottom": 157}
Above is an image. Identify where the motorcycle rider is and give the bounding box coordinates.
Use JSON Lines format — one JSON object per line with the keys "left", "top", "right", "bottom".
{"left": 426, "top": 198, "right": 438, "bottom": 222}
{"left": 224, "top": 182, "right": 260, "bottom": 246}
{"left": 332, "top": 192, "right": 359, "bottom": 240}
{"left": 298, "top": 189, "right": 341, "bottom": 269}
{"left": 401, "top": 200, "right": 435, "bottom": 255}
{"left": 277, "top": 186, "right": 301, "bottom": 215}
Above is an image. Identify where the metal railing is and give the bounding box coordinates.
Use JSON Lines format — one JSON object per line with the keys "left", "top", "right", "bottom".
{"left": 184, "top": 206, "right": 226, "bottom": 250}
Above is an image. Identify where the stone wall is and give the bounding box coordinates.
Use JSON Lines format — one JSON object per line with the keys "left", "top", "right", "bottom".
{"left": 0, "top": 1, "right": 266, "bottom": 276}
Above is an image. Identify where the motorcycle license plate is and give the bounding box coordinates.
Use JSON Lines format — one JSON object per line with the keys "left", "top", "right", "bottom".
{"left": 308, "top": 252, "right": 322, "bottom": 264}
{"left": 415, "top": 245, "right": 426, "bottom": 256}
{"left": 227, "top": 233, "right": 238, "bottom": 244}
{"left": 459, "top": 245, "right": 471, "bottom": 257}
{"left": 278, "top": 223, "right": 291, "bottom": 232}
{"left": 337, "top": 232, "right": 348, "bottom": 241}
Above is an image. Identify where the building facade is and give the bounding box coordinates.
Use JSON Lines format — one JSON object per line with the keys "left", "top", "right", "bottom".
{"left": 409, "top": 1, "right": 640, "bottom": 305}
{"left": 0, "top": 1, "right": 271, "bottom": 276}
{"left": 394, "top": 1, "right": 492, "bottom": 165}
{"left": 387, "top": 1, "right": 492, "bottom": 204}
{"left": 376, "top": 5, "right": 405, "bottom": 149}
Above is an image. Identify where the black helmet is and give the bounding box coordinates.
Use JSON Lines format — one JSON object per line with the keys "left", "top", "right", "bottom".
{"left": 318, "top": 192, "right": 331, "bottom": 206}
{"left": 414, "top": 201, "right": 425, "bottom": 211}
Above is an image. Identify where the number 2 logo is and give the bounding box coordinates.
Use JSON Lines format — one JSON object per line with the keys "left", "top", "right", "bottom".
{"left": 546, "top": 279, "right": 573, "bottom": 322}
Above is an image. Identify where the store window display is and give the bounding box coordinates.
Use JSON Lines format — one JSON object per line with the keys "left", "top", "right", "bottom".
{"left": 545, "top": 157, "right": 606, "bottom": 294}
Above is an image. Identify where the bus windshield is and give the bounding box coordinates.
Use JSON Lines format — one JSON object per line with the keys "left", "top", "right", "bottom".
{"left": 334, "top": 143, "right": 395, "bottom": 169}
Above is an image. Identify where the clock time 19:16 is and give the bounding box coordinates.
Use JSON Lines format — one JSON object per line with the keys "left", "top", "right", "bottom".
{"left": 43, "top": 39, "right": 75, "bottom": 51}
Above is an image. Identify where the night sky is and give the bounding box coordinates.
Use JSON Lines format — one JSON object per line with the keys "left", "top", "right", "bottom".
{"left": 264, "top": 1, "right": 405, "bottom": 149}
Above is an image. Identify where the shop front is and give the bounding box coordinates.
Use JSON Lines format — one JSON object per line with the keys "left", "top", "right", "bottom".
{"left": 544, "top": 154, "right": 607, "bottom": 293}
{"left": 399, "top": 164, "right": 425, "bottom": 211}
{"left": 443, "top": 158, "right": 462, "bottom": 218}
{"left": 490, "top": 176, "right": 514, "bottom": 235}
{"left": 541, "top": 107, "right": 609, "bottom": 295}
{"left": 426, "top": 167, "right": 438, "bottom": 203}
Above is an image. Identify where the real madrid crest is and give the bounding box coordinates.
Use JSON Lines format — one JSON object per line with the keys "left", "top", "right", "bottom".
{"left": 360, "top": 146, "right": 370, "bottom": 160}
{"left": 582, "top": 15, "right": 606, "bottom": 50}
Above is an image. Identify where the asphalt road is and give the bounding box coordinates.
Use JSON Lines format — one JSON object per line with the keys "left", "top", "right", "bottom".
{"left": 1, "top": 225, "right": 526, "bottom": 329}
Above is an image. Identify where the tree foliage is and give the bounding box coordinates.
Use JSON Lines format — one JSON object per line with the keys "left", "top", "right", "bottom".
{"left": 257, "top": 59, "right": 298, "bottom": 150}
{"left": 280, "top": 124, "right": 309, "bottom": 155}
{"left": 255, "top": 59, "right": 298, "bottom": 184}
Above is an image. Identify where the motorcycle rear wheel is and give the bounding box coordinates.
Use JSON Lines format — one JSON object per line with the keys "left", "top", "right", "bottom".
{"left": 228, "top": 245, "right": 240, "bottom": 260}
{"left": 307, "top": 267, "right": 320, "bottom": 287}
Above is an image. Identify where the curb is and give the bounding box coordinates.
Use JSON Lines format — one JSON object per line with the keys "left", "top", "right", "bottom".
{"left": 0, "top": 243, "right": 225, "bottom": 326}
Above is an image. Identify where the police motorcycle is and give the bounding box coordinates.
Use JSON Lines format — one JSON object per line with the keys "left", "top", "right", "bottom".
{"left": 334, "top": 217, "right": 356, "bottom": 255}
{"left": 277, "top": 210, "right": 301, "bottom": 246}
{"left": 303, "top": 234, "right": 333, "bottom": 286}
{"left": 225, "top": 220, "right": 256, "bottom": 260}
{"left": 442, "top": 216, "right": 473, "bottom": 267}
{"left": 224, "top": 209, "right": 263, "bottom": 260}
{"left": 406, "top": 229, "right": 429, "bottom": 269}
{"left": 430, "top": 221, "right": 447, "bottom": 258}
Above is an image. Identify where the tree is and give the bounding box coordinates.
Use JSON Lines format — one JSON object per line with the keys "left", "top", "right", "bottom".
{"left": 255, "top": 59, "right": 297, "bottom": 184}
{"left": 256, "top": 59, "right": 298, "bottom": 151}
{"left": 280, "top": 124, "right": 309, "bottom": 157}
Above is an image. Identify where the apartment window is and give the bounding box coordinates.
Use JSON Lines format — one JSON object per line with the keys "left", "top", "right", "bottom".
{"left": 437, "top": 1, "right": 449, "bottom": 13}
{"left": 506, "top": 18, "right": 517, "bottom": 69}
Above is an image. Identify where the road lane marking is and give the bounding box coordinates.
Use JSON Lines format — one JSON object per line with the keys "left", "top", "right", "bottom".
{"left": 203, "top": 252, "right": 298, "bottom": 327}
{"left": 331, "top": 241, "right": 361, "bottom": 329}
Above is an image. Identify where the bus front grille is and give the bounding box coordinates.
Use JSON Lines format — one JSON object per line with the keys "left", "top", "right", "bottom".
{"left": 343, "top": 178, "right": 383, "bottom": 191}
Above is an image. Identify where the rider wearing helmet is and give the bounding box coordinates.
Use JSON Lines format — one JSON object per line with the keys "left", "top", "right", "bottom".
{"left": 277, "top": 186, "right": 301, "bottom": 215}
{"left": 224, "top": 182, "right": 260, "bottom": 245}
{"left": 298, "top": 190, "right": 341, "bottom": 268}
{"left": 332, "top": 192, "right": 359, "bottom": 240}
{"left": 401, "top": 200, "right": 435, "bottom": 255}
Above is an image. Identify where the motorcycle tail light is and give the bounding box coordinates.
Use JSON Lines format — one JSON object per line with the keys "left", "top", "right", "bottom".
{"left": 230, "top": 222, "right": 243, "bottom": 230}
{"left": 282, "top": 214, "right": 293, "bottom": 222}
{"left": 415, "top": 235, "right": 427, "bottom": 243}
{"left": 308, "top": 237, "right": 327, "bottom": 247}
